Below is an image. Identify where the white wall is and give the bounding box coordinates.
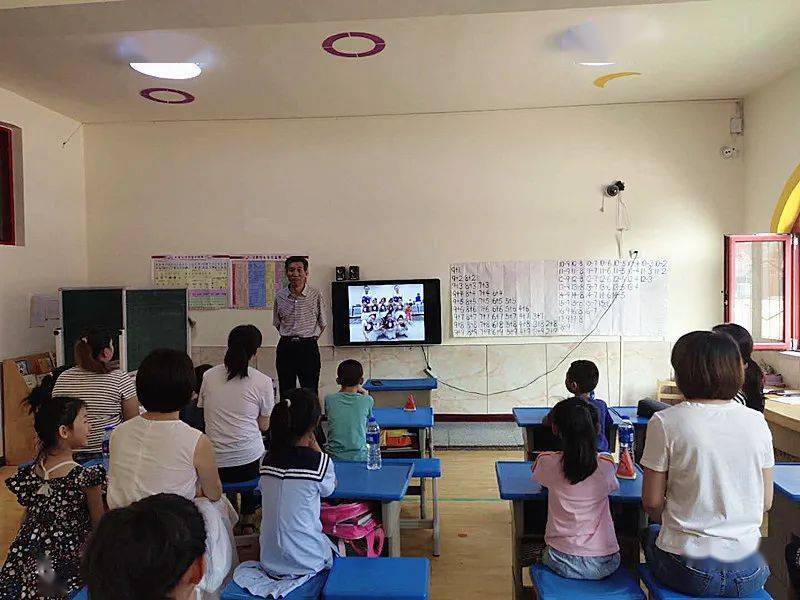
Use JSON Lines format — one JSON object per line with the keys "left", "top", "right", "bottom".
{"left": 0, "top": 87, "right": 87, "bottom": 359}
{"left": 85, "top": 101, "right": 742, "bottom": 344}
{"left": 744, "top": 66, "right": 800, "bottom": 232}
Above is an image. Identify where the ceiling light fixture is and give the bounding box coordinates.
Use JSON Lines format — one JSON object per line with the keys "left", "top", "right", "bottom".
{"left": 578, "top": 62, "right": 615, "bottom": 67}
{"left": 129, "top": 62, "right": 202, "bottom": 80}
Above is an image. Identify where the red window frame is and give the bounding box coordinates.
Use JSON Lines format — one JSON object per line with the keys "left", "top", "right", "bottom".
{"left": 0, "top": 126, "right": 15, "bottom": 245}
{"left": 724, "top": 234, "right": 796, "bottom": 351}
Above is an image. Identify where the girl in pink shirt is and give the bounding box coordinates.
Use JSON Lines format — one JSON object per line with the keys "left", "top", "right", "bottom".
{"left": 532, "top": 397, "right": 621, "bottom": 579}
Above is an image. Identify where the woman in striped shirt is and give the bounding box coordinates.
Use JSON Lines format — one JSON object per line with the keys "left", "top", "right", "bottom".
{"left": 53, "top": 329, "right": 139, "bottom": 462}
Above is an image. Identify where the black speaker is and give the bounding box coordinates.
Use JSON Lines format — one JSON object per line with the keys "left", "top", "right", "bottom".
{"left": 335, "top": 266, "right": 347, "bottom": 281}
{"left": 348, "top": 266, "right": 360, "bottom": 281}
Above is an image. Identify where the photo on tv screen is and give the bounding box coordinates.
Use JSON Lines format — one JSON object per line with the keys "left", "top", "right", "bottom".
{"left": 331, "top": 279, "right": 442, "bottom": 346}
{"left": 348, "top": 283, "right": 425, "bottom": 343}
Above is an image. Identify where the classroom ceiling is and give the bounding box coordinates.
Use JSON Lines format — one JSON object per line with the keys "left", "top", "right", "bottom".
{"left": 0, "top": 0, "right": 798, "bottom": 123}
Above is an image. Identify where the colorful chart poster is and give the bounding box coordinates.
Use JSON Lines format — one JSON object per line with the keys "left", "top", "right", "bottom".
{"left": 151, "top": 255, "right": 231, "bottom": 311}
{"left": 230, "top": 254, "right": 290, "bottom": 309}
{"left": 450, "top": 258, "right": 669, "bottom": 338}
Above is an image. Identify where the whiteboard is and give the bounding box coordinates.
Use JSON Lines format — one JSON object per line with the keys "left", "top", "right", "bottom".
{"left": 450, "top": 259, "right": 669, "bottom": 338}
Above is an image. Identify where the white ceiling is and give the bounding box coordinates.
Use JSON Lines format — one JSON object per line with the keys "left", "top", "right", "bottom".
{"left": 0, "top": 0, "right": 797, "bottom": 123}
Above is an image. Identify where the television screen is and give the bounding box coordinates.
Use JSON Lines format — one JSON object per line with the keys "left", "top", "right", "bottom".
{"left": 331, "top": 279, "right": 442, "bottom": 346}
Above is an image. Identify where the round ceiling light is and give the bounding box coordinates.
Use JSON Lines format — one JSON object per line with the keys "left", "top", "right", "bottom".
{"left": 139, "top": 88, "right": 195, "bottom": 104}
{"left": 130, "top": 62, "right": 202, "bottom": 79}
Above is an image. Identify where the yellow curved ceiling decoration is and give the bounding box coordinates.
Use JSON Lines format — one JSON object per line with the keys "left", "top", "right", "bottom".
{"left": 593, "top": 72, "right": 642, "bottom": 88}
{"left": 770, "top": 162, "right": 800, "bottom": 233}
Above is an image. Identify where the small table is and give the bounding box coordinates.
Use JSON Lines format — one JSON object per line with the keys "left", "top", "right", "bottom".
{"left": 364, "top": 378, "right": 437, "bottom": 409}
{"left": 330, "top": 461, "right": 413, "bottom": 558}
{"left": 496, "top": 460, "right": 645, "bottom": 600}
{"left": 513, "top": 407, "right": 618, "bottom": 461}
{"left": 764, "top": 463, "right": 800, "bottom": 599}
{"left": 374, "top": 407, "right": 435, "bottom": 520}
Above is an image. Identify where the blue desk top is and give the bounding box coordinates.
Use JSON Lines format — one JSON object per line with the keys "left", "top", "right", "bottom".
{"left": 610, "top": 406, "right": 650, "bottom": 427}
{"left": 364, "top": 378, "right": 438, "bottom": 392}
{"left": 512, "top": 407, "right": 551, "bottom": 427}
{"left": 774, "top": 463, "right": 800, "bottom": 502}
{"left": 495, "top": 460, "right": 643, "bottom": 503}
{"left": 373, "top": 407, "right": 434, "bottom": 429}
{"left": 329, "top": 461, "right": 413, "bottom": 502}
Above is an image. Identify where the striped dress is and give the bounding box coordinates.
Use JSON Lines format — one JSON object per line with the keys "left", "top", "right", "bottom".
{"left": 53, "top": 367, "right": 137, "bottom": 452}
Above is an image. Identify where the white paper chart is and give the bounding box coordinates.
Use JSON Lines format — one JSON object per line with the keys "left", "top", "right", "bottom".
{"left": 151, "top": 255, "right": 231, "bottom": 311}
{"left": 450, "top": 259, "right": 669, "bottom": 337}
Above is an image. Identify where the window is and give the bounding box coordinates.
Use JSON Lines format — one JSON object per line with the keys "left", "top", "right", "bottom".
{"left": 724, "top": 234, "right": 795, "bottom": 350}
{"left": 0, "top": 123, "right": 22, "bottom": 246}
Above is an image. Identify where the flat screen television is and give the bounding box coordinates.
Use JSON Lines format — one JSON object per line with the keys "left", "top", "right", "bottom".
{"left": 331, "top": 279, "right": 442, "bottom": 346}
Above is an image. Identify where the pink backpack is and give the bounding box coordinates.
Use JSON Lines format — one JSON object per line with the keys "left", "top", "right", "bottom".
{"left": 320, "top": 502, "right": 385, "bottom": 558}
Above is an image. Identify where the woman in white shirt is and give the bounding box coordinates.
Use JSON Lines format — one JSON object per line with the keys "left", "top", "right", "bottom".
{"left": 107, "top": 349, "right": 222, "bottom": 509}
{"left": 641, "top": 330, "right": 774, "bottom": 597}
{"left": 198, "top": 325, "right": 275, "bottom": 528}
{"left": 53, "top": 329, "right": 139, "bottom": 463}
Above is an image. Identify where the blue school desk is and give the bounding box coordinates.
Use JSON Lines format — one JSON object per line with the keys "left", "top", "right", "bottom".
{"left": 329, "top": 460, "right": 413, "bottom": 558}
{"left": 496, "top": 460, "right": 645, "bottom": 600}
{"left": 513, "top": 407, "right": 619, "bottom": 461}
{"left": 364, "top": 377, "right": 437, "bottom": 409}
{"left": 764, "top": 463, "right": 800, "bottom": 599}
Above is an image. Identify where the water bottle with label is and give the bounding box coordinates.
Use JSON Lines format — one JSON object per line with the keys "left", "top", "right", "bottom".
{"left": 101, "top": 425, "right": 115, "bottom": 464}
{"left": 366, "top": 417, "right": 381, "bottom": 471}
{"left": 616, "top": 419, "right": 636, "bottom": 479}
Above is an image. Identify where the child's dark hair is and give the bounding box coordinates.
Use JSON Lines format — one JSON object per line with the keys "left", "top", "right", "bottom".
{"left": 337, "top": 359, "right": 364, "bottom": 387}
{"left": 224, "top": 325, "right": 262, "bottom": 381}
{"left": 550, "top": 397, "right": 599, "bottom": 485}
{"left": 566, "top": 360, "right": 599, "bottom": 394}
{"left": 136, "top": 349, "right": 196, "bottom": 413}
{"left": 194, "top": 363, "right": 213, "bottom": 393}
{"left": 268, "top": 388, "right": 321, "bottom": 459}
{"left": 712, "top": 323, "right": 764, "bottom": 412}
{"left": 672, "top": 330, "right": 744, "bottom": 400}
{"left": 74, "top": 328, "right": 113, "bottom": 374}
{"left": 26, "top": 387, "right": 85, "bottom": 458}
{"left": 284, "top": 256, "right": 309, "bottom": 272}
{"left": 83, "top": 493, "right": 206, "bottom": 600}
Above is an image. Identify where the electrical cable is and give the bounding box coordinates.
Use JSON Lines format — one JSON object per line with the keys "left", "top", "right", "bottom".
{"left": 423, "top": 255, "right": 641, "bottom": 397}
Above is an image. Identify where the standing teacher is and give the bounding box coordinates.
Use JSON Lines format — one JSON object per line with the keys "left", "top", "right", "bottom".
{"left": 273, "top": 256, "right": 327, "bottom": 399}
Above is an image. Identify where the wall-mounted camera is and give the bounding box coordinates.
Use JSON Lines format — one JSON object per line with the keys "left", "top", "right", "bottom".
{"left": 605, "top": 180, "right": 626, "bottom": 197}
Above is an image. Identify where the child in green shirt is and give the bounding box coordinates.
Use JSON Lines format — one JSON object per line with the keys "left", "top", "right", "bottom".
{"left": 324, "top": 360, "right": 374, "bottom": 461}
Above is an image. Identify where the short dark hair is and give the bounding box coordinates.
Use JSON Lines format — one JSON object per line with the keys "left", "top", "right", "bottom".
{"left": 284, "top": 256, "right": 309, "bottom": 272}
{"left": 671, "top": 330, "right": 744, "bottom": 400}
{"left": 83, "top": 493, "right": 206, "bottom": 600}
{"left": 337, "top": 359, "right": 364, "bottom": 387}
{"left": 136, "top": 349, "right": 196, "bottom": 412}
{"left": 566, "top": 360, "right": 599, "bottom": 394}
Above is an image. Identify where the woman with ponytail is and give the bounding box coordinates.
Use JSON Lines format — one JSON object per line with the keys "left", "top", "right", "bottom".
{"left": 53, "top": 328, "right": 139, "bottom": 463}
{"left": 532, "top": 397, "right": 621, "bottom": 580}
{"left": 198, "top": 325, "right": 275, "bottom": 527}
{"left": 713, "top": 323, "right": 765, "bottom": 412}
{"left": 0, "top": 387, "right": 105, "bottom": 598}
{"left": 233, "top": 388, "right": 335, "bottom": 599}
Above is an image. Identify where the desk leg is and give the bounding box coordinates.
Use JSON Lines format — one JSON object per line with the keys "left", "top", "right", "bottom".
{"left": 524, "top": 428, "right": 535, "bottom": 461}
{"left": 420, "top": 477, "right": 428, "bottom": 520}
{"left": 432, "top": 477, "right": 441, "bottom": 557}
{"left": 511, "top": 500, "right": 524, "bottom": 600}
{"left": 383, "top": 500, "right": 402, "bottom": 557}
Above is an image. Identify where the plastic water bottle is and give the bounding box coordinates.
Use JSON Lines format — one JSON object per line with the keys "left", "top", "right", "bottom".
{"left": 366, "top": 417, "right": 381, "bottom": 471}
{"left": 101, "top": 425, "right": 114, "bottom": 464}
{"left": 618, "top": 419, "right": 635, "bottom": 455}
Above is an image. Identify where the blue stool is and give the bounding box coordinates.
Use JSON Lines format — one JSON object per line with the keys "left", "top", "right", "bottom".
{"left": 637, "top": 565, "right": 772, "bottom": 599}
{"left": 529, "top": 564, "right": 644, "bottom": 599}
{"left": 222, "top": 477, "right": 260, "bottom": 495}
{"left": 384, "top": 458, "right": 442, "bottom": 556}
{"left": 324, "top": 557, "right": 430, "bottom": 600}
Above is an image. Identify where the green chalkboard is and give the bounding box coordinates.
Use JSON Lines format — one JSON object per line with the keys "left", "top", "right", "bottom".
{"left": 60, "top": 288, "right": 124, "bottom": 368}
{"left": 125, "top": 288, "right": 189, "bottom": 372}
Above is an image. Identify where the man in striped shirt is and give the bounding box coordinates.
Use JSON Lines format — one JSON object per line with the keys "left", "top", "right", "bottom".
{"left": 273, "top": 256, "right": 327, "bottom": 400}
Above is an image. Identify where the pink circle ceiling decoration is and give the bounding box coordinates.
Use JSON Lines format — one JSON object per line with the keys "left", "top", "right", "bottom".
{"left": 139, "top": 87, "right": 195, "bottom": 104}
{"left": 322, "top": 32, "right": 385, "bottom": 58}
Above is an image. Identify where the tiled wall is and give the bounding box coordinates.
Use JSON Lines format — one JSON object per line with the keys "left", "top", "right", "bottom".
{"left": 193, "top": 341, "right": 672, "bottom": 413}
